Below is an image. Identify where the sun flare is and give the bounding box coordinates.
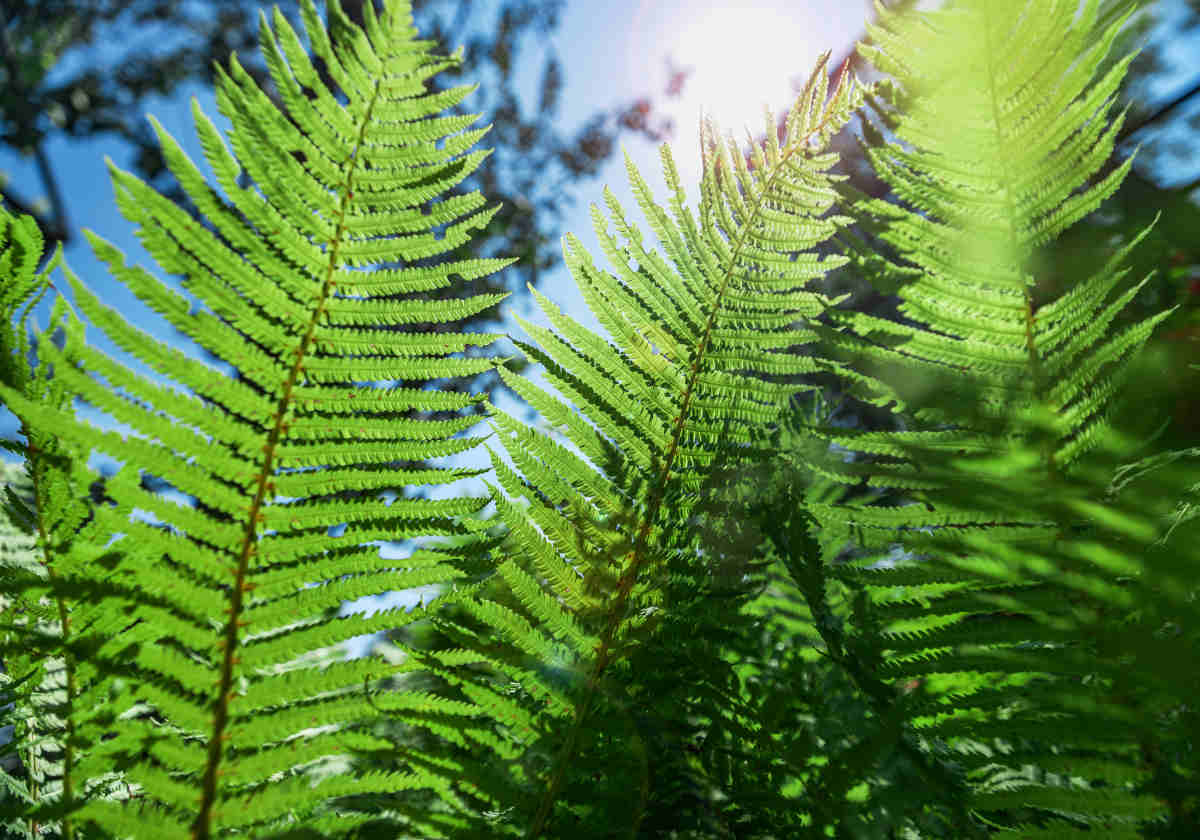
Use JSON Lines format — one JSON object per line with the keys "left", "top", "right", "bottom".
{"left": 652, "top": 1, "right": 829, "bottom": 139}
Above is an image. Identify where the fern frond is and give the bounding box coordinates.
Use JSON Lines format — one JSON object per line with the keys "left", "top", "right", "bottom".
{"left": 412, "top": 53, "right": 876, "bottom": 836}
{"left": 759, "top": 1, "right": 1190, "bottom": 834}
{"left": 0, "top": 1, "right": 511, "bottom": 837}
{"left": 837, "top": 0, "right": 1171, "bottom": 475}
{"left": 0, "top": 204, "right": 148, "bottom": 840}
{"left": 858, "top": 415, "right": 1196, "bottom": 833}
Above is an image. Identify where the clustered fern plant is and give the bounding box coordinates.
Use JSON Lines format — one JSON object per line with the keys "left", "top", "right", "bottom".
{"left": 0, "top": 0, "right": 1196, "bottom": 837}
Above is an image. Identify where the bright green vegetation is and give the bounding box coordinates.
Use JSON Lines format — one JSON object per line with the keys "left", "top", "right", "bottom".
{"left": 0, "top": 0, "right": 1196, "bottom": 837}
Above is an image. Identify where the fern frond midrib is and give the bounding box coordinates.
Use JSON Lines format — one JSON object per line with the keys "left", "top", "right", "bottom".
{"left": 191, "top": 70, "right": 386, "bottom": 840}
{"left": 524, "top": 87, "right": 849, "bottom": 839}
{"left": 976, "top": 2, "right": 1059, "bottom": 480}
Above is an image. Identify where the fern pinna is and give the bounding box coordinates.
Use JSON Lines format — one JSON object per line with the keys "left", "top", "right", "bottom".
{"left": 0, "top": 0, "right": 511, "bottom": 837}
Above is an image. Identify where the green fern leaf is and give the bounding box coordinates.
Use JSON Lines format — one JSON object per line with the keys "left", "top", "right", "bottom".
{"left": 0, "top": 0, "right": 511, "bottom": 837}
{"left": 837, "top": 0, "right": 1173, "bottom": 475}
{"left": 432, "top": 53, "right": 871, "bottom": 836}
{"left": 758, "top": 1, "right": 1188, "bottom": 834}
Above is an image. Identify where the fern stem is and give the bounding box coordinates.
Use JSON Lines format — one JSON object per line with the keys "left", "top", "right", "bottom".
{"left": 980, "top": 2, "right": 1062, "bottom": 484}
{"left": 189, "top": 70, "right": 383, "bottom": 840}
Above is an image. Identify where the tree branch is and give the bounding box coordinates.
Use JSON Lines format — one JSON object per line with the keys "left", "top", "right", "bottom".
{"left": 1119, "top": 75, "right": 1200, "bottom": 145}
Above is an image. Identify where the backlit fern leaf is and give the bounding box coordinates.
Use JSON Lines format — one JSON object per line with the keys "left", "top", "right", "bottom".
{"left": 829, "top": 0, "right": 1173, "bottom": 475}
{"left": 779, "top": 0, "right": 1187, "bottom": 833}
{"left": 0, "top": 1, "right": 510, "bottom": 837}
{"left": 443, "top": 53, "right": 871, "bottom": 836}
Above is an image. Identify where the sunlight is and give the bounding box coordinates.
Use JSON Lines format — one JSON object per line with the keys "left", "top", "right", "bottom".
{"left": 627, "top": 0, "right": 843, "bottom": 182}
{"left": 671, "top": 2, "right": 814, "bottom": 134}
{"left": 672, "top": 2, "right": 830, "bottom": 132}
